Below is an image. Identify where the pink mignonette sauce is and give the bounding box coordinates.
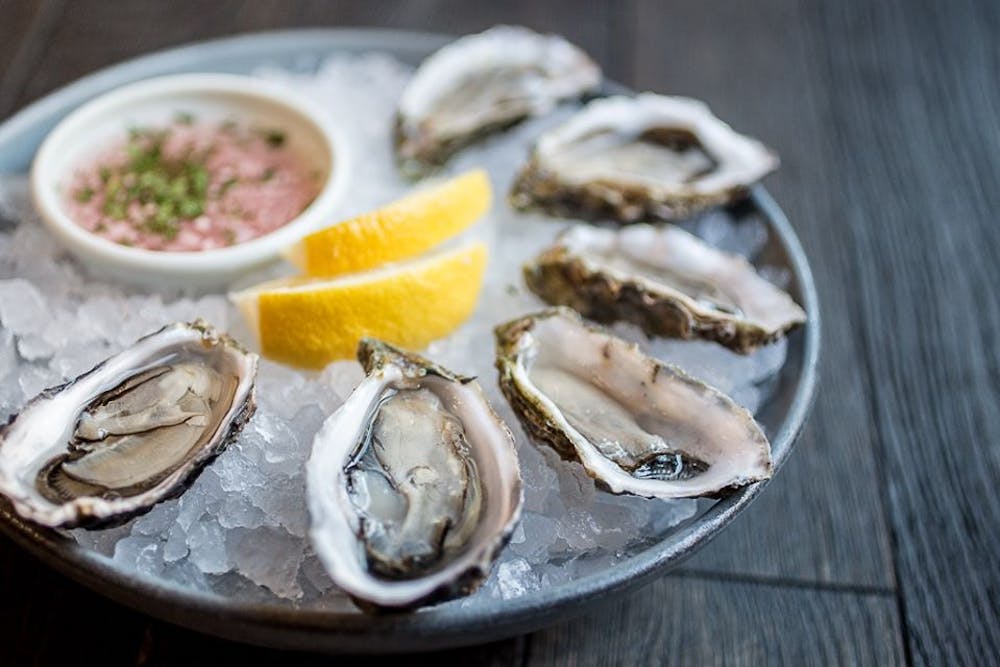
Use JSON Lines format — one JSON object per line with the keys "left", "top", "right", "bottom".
{"left": 63, "top": 114, "right": 321, "bottom": 252}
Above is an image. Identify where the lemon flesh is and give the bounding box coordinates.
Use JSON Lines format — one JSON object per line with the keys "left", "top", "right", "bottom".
{"left": 285, "top": 170, "right": 492, "bottom": 278}
{"left": 233, "top": 242, "right": 488, "bottom": 369}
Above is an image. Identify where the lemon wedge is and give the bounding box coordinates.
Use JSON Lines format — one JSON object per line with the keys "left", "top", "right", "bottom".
{"left": 232, "top": 242, "right": 488, "bottom": 369}
{"left": 284, "top": 169, "right": 492, "bottom": 278}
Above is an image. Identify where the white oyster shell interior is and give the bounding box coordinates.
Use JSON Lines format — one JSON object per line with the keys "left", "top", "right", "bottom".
{"left": 0, "top": 322, "right": 257, "bottom": 528}
{"left": 562, "top": 223, "right": 806, "bottom": 334}
{"left": 534, "top": 93, "right": 778, "bottom": 197}
{"left": 505, "top": 310, "right": 772, "bottom": 498}
{"left": 397, "top": 25, "right": 600, "bottom": 162}
{"left": 307, "top": 352, "right": 521, "bottom": 609}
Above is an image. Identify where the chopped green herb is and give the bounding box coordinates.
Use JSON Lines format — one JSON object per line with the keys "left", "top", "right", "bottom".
{"left": 144, "top": 214, "right": 179, "bottom": 240}
{"left": 73, "top": 118, "right": 312, "bottom": 246}
{"left": 169, "top": 176, "right": 189, "bottom": 198}
{"left": 178, "top": 199, "right": 203, "bottom": 218}
{"left": 189, "top": 165, "right": 209, "bottom": 195}
{"left": 262, "top": 129, "right": 286, "bottom": 148}
{"left": 84, "top": 127, "right": 211, "bottom": 235}
{"left": 219, "top": 176, "right": 239, "bottom": 195}
{"left": 103, "top": 202, "right": 127, "bottom": 220}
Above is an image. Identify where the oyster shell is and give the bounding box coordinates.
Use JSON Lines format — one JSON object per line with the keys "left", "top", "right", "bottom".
{"left": 0, "top": 321, "right": 257, "bottom": 529}
{"left": 524, "top": 224, "right": 806, "bottom": 353}
{"left": 510, "top": 93, "right": 779, "bottom": 222}
{"left": 307, "top": 339, "right": 522, "bottom": 611}
{"left": 394, "top": 25, "right": 601, "bottom": 176}
{"left": 495, "top": 308, "right": 772, "bottom": 498}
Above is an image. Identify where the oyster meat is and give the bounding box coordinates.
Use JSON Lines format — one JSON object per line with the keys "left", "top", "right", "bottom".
{"left": 495, "top": 308, "right": 772, "bottom": 498}
{"left": 524, "top": 224, "right": 806, "bottom": 353}
{"left": 394, "top": 25, "right": 601, "bottom": 176}
{"left": 307, "top": 339, "right": 521, "bottom": 610}
{"left": 0, "top": 321, "right": 257, "bottom": 529}
{"left": 510, "top": 93, "right": 779, "bottom": 222}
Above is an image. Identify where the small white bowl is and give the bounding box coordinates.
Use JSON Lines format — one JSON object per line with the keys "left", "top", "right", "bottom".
{"left": 31, "top": 73, "right": 349, "bottom": 289}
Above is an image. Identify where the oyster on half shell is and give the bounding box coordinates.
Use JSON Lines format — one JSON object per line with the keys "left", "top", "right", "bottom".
{"left": 524, "top": 224, "right": 806, "bottom": 353}
{"left": 394, "top": 25, "right": 601, "bottom": 176}
{"left": 510, "top": 94, "right": 779, "bottom": 222}
{"left": 0, "top": 321, "right": 257, "bottom": 529}
{"left": 495, "top": 308, "right": 772, "bottom": 499}
{"left": 307, "top": 339, "right": 521, "bottom": 611}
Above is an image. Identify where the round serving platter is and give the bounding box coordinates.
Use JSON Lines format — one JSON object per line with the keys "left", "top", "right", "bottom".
{"left": 0, "top": 29, "right": 820, "bottom": 653}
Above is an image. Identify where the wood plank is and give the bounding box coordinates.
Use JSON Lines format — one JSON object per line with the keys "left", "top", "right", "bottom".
{"left": 805, "top": 0, "right": 1000, "bottom": 662}
{"left": 13, "top": 0, "right": 276, "bottom": 107}
{"left": 0, "top": 1, "right": 925, "bottom": 664}
{"left": 130, "top": 575, "right": 906, "bottom": 665}
{"left": 237, "top": 0, "right": 623, "bottom": 80}
{"left": 0, "top": 534, "right": 146, "bottom": 664}
{"left": 12, "top": 0, "right": 622, "bottom": 111}
{"left": 134, "top": 620, "right": 523, "bottom": 665}
{"left": 35, "top": 566, "right": 902, "bottom": 666}
{"left": 0, "top": 0, "right": 64, "bottom": 118}
{"left": 0, "top": 3, "right": 629, "bottom": 663}
{"left": 526, "top": 573, "right": 904, "bottom": 666}
{"left": 632, "top": 0, "right": 896, "bottom": 589}
{"left": 0, "top": 2, "right": 624, "bottom": 664}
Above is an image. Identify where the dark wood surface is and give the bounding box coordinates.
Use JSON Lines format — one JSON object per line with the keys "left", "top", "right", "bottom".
{"left": 1, "top": 0, "right": 997, "bottom": 664}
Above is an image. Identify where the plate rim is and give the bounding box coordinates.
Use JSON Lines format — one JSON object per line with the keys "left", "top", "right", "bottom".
{"left": 0, "top": 27, "right": 821, "bottom": 653}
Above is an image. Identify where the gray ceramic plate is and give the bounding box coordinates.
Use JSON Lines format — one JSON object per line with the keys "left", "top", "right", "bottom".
{"left": 0, "top": 29, "right": 819, "bottom": 654}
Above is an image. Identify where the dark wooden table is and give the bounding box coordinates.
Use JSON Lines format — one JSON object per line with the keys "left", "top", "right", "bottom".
{"left": 1, "top": 1, "right": 998, "bottom": 664}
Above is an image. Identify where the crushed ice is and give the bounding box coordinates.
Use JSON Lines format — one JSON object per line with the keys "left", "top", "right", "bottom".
{"left": 0, "top": 52, "right": 789, "bottom": 610}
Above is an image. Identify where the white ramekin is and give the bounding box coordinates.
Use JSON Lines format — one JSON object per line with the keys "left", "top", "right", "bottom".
{"left": 31, "top": 73, "right": 349, "bottom": 289}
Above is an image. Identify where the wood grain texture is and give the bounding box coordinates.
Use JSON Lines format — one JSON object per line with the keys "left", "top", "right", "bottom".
{"left": 130, "top": 618, "right": 525, "bottom": 666}
{"left": 0, "top": 0, "right": 64, "bottom": 118}
{"left": 807, "top": 0, "right": 1000, "bottom": 663}
{"left": 0, "top": 534, "right": 146, "bottom": 664}
{"left": 12, "top": 0, "right": 624, "bottom": 109}
{"left": 123, "top": 573, "right": 903, "bottom": 665}
{"left": 242, "top": 0, "right": 625, "bottom": 78}
{"left": 3, "top": 0, "right": 998, "bottom": 663}
{"left": 526, "top": 573, "right": 904, "bottom": 667}
{"left": 633, "top": 0, "right": 896, "bottom": 589}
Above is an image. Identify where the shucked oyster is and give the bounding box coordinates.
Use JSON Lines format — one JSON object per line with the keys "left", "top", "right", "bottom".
{"left": 524, "top": 224, "right": 806, "bottom": 353}
{"left": 394, "top": 25, "right": 601, "bottom": 176}
{"left": 0, "top": 321, "right": 257, "bottom": 529}
{"left": 307, "top": 339, "right": 521, "bottom": 611}
{"left": 510, "top": 94, "right": 779, "bottom": 222}
{"left": 495, "top": 308, "right": 772, "bottom": 498}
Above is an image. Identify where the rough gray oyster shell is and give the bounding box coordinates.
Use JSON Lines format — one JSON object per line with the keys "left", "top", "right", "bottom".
{"left": 394, "top": 25, "right": 601, "bottom": 177}
{"left": 0, "top": 321, "right": 257, "bottom": 529}
{"left": 495, "top": 308, "right": 772, "bottom": 499}
{"left": 523, "top": 224, "right": 806, "bottom": 353}
{"left": 510, "top": 93, "right": 779, "bottom": 222}
{"left": 307, "top": 339, "right": 522, "bottom": 611}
